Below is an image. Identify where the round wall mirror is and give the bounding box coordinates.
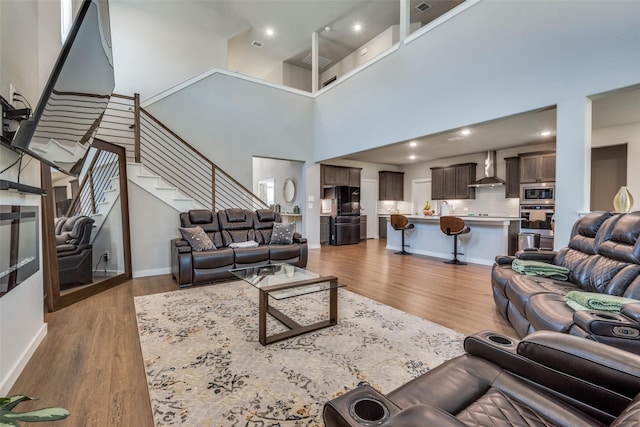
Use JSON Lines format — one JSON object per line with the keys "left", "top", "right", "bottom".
{"left": 283, "top": 178, "right": 296, "bottom": 203}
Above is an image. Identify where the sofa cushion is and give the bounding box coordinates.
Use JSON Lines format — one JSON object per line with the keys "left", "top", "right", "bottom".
{"left": 191, "top": 247, "right": 234, "bottom": 269}
{"left": 226, "top": 208, "right": 247, "bottom": 223}
{"left": 269, "top": 244, "right": 301, "bottom": 262}
{"left": 234, "top": 246, "right": 270, "bottom": 266}
{"left": 179, "top": 226, "right": 215, "bottom": 251}
{"left": 270, "top": 222, "right": 295, "bottom": 244}
{"left": 527, "top": 293, "right": 577, "bottom": 334}
{"left": 505, "top": 275, "right": 577, "bottom": 319}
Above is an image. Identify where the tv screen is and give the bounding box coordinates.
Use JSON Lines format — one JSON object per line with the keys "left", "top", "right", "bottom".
{"left": 10, "top": 0, "right": 114, "bottom": 176}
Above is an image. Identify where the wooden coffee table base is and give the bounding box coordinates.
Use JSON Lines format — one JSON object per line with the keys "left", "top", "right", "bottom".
{"left": 258, "top": 277, "right": 338, "bottom": 345}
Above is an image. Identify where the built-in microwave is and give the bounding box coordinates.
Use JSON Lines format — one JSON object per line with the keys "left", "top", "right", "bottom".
{"left": 520, "top": 183, "right": 555, "bottom": 205}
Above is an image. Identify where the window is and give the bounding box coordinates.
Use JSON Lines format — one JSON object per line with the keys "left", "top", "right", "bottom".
{"left": 61, "top": 0, "right": 73, "bottom": 43}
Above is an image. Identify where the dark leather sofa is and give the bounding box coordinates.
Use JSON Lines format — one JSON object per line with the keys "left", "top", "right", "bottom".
{"left": 492, "top": 211, "right": 640, "bottom": 352}
{"left": 55, "top": 215, "right": 95, "bottom": 287}
{"left": 323, "top": 330, "right": 640, "bottom": 426}
{"left": 171, "top": 208, "right": 308, "bottom": 287}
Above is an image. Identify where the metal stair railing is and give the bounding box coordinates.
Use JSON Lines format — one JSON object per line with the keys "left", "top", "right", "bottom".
{"left": 66, "top": 148, "right": 118, "bottom": 217}
{"left": 96, "top": 93, "right": 268, "bottom": 211}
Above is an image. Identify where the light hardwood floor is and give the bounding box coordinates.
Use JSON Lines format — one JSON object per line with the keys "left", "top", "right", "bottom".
{"left": 9, "top": 239, "right": 514, "bottom": 426}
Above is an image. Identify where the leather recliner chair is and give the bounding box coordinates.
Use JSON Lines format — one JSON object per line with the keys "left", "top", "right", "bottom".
{"left": 323, "top": 330, "right": 640, "bottom": 426}
{"left": 55, "top": 215, "right": 95, "bottom": 287}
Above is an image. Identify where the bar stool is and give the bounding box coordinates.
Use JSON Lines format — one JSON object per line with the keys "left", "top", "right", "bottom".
{"left": 440, "top": 216, "right": 471, "bottom": 265}
{"left": 390, "top": 214, "right": 414, "bottom": 255}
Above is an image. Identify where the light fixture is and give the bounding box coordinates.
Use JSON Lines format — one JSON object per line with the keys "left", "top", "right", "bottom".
{"left": 410, "top": 155, "right": 416, "bottom": 160}
{"left": 353, "top": 23, "right": 362, "bottom": 32}
{"left": 540, "top": 130, "right": 551, "bottom": 136}
{"left": 461, "top": 129, "right": 471, "bottom": 136}
{"left": 409, "top": 141, "right": 418, "bottom": 147}
{"left": 324, "top": 26, "right": 331, "bottom": 33}
{"left": 266, "top": 28, "right": 274, "bottom": 37}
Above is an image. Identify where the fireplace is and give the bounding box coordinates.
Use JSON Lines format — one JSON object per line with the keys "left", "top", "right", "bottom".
{"left": 0, "top": 205, "right": 39, "bottom": 296}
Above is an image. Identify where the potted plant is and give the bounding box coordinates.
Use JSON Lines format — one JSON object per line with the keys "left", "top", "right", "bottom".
{"left": 1, "top": 395, "right": 69, "bottom": 425}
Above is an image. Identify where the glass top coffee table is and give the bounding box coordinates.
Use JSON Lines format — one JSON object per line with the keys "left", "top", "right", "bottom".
{"left": 230, "top": 263, "right": 343, "bottom": 345}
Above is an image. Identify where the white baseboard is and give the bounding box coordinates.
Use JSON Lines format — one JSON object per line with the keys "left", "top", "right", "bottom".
{"left": 308, "top": 244, "right": 322, "bottom": 250}
{"left": 384, "top": 245, "right": 493, "bottom": 266}
{"left": 133, "top": 267, "right": 172, "bottom": 278}
{"left": 0, "top": 323, "right": 48, "bottom": 395}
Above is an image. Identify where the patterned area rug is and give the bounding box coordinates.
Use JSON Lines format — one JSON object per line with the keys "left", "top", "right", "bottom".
{"left": 134, "top": 281, "right": 465, "bottom": 426}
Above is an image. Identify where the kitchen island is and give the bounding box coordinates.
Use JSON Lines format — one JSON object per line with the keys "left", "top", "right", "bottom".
{"left": 386, "top": 215, "right": 520, "bottom": 266}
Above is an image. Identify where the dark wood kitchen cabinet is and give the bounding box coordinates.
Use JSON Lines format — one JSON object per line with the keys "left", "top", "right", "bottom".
{"left": 519, "top": 152, "right": 556, "bottom": 183}
{"left": 379, "top": 171, "right": 404, "bottom": 201}
{"left": 431, "top": 163, "right": 476, "bottom": 200}
{"left": 321, "top": 165, "right": 362, "bottom": 187}
{"left": 320, "top": 216, "right": 330, "bottom": 245}
{"left": 360, "top": 215, "right": 367, "bottom": 240}
{"left": 379, "top": 216, "right": 387, "bottom": 239}
{"left": 505, "top": 156, "right": 520, "bottom": 198}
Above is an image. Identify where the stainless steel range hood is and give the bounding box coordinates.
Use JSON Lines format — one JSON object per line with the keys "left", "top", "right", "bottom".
{"left": 468, "top": 151, "right": 505, "bottom": 187}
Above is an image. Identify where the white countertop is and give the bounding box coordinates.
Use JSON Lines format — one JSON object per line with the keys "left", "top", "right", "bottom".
{"left": 404, "top": 215, "right": 521, "bottom": 222}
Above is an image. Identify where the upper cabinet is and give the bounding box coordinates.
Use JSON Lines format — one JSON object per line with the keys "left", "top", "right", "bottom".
{"left": 520, "top": 152, "right": 556, "bottom": 183}
{"left": 379, "top": 171, "right": 404, "bottom": 201}
{"left": 504, "top": 156, "right": 520, "bottom": 198}
{"left": 431, "top": 163, "right": 477, "bottom": 200}
{"left": 321, "top": 165, "right": 361, "bottom": 187}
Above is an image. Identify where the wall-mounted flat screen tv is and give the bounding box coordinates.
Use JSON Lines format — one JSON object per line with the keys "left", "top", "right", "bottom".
{"left": 10, "top": 0, "right": 114, "bottom": 177}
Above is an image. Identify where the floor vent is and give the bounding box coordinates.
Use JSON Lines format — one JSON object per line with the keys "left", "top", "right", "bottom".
{"left": 416, "top": 2, "right": 431, "bottom": 12}
{"left": 251, "top": 40, "right": 264, "bottom": 48}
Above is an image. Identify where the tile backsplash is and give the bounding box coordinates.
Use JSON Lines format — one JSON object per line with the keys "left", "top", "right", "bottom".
{"left": 442, "top": 186, "right": 520, "bottom": 217}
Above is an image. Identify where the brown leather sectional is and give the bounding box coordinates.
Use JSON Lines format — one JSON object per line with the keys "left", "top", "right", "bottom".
{"left": 492, "top": 210, "right": 640, "bottom": 352}
{"left": 323, "top": 330, "right": 640, "bottom": 426}
{"left": 171, "top": 208, "right": 307, "bottom": 287}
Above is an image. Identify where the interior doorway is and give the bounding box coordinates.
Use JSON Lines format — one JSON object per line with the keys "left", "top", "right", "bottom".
{"left": 591, "top": 144, "right": 627, "bottom": 211}
{"left": 411, "top": 179, "right": 431, "bottom": 215}
{"left": 361, "top": 179, "right": 378, "bottom": 239}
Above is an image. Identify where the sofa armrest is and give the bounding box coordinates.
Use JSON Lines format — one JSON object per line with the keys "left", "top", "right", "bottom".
{"left": 293, "top": 233, "right": 307, "bottom": 244}
{"left": 380, "top": 405, "right": 467, "bottom": 427}
{"left": 622, "top": 302, "right": 640, "bottom": 323}
{"left": 465, "top": 330, "right": 640, "bottom": 419}
{"left": 515, "top": 250, "right": 557, "bottom": 262}
{"left": 494, "top": 255, "right": 515, "bottom": 265}
{"left": 172, "top": 238, "right": 192, "bottom": 253}
{"left": 517, "top": 331, "right": 640, "bottom": 398}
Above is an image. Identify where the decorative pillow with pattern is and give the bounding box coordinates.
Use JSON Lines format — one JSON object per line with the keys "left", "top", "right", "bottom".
{"left": 270, "top": 223, "right": 295, "bottom": 245}
{"left": 179, "top": 226, "right": 215, "bottom": 251}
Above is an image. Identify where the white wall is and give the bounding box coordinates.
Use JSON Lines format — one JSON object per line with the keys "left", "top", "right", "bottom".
{"left": 283, "top": 63, "right": 311, "bottom": 92}
{"left": 128, "top": 182, "right": 181, "bottom": 278}
{"left": 109, "top": 1, "right": 228, "bottom": 101}
{"left": 592, "top": 123, "right": 640, "bottom": 209}
{"left": 228, "top": 29, "right": 283, "bottom": 86}
{"left": 313, "top": 0, "right": 640, "bottom": 247}
{"left": 0, "top": 0, "right": 55, "bottom": 394}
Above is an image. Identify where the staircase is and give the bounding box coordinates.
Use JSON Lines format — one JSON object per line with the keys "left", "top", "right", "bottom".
{"left": 89, "top": 175, "right": 120, "bottom": 242}
{"left": 127, "top": 163, "right": 204, "bottom": 211}
{"left": 95, "top": 93, "right": 268, "bottom": 212}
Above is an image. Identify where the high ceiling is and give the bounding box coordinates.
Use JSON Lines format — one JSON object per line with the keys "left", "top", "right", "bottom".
{"left": 118, "top": 0, "right": 462, "bottom": 70}
{"left": 116, "top": 1, "right": 640, "bottom": 166}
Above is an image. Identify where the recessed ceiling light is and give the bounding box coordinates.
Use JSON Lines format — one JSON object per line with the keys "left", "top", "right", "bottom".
{"left": 410, "top": 155, "right": 416, "bottom": 160}
{"left": 353, "top": 23, "right": 362, "bottom": 32}
{"left": 324, "top": 26, "right": 331, "bottom": 33}
{"left": 540, "top": 130, "right": 551, "bottom": 136}
{"left": 461, "top": 129, "right": 471, "bottom": 136}
{"left": 266, "top": 28, "right": 274, "bottom": 37}
{"left": 409, "top": 141, "right": 418, "bottom": 147}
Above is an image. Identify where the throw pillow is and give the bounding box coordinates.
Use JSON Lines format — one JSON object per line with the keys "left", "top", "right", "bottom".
{"left": 270, "top": 222, "right": 295, "bottom": 245}
{"left": 179, "top": 226, "right": 215, "bottom": 251}
{"left": 229, "top": 241, "right": 259, "bottom": 249}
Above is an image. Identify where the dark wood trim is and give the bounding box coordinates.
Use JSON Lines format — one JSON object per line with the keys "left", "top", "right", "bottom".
{"left": 110, "top": 93, "right": 136, "bottom": 101}
{"left": 40, "top": 162, "right": 58, "bottom": 312}
{"left": 133, "top": 93, "right": 141, "bottom": 163}
{"left": 43, "top": 139, "right": 133, "bottom": 311}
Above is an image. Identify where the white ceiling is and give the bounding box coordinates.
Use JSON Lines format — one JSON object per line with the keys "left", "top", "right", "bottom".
{"left": 342, "top": 86, "right": 640, "bottom": 165}
{"left": 116, "top": 1, "right": 640, "bottom": 166}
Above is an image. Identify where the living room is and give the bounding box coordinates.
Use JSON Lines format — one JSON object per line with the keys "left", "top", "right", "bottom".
{"left": 1, "top": 0, "right": 640, "bottom": 425}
